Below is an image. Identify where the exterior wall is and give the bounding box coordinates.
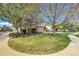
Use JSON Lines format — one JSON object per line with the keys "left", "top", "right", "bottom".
{"left": 36, "top": 27, "right": 44, "bottom": 33}
{"left": 36, "top": 25, "right": 52, "bottom": 33}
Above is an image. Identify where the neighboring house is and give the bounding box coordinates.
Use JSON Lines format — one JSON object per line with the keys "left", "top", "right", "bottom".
{"left": 31, "top": 23, "right": 45, "bottom": 33}
{"left": 45, "top": 25, "right": 52, "bottom": 32}
{"left": 36, "top": 25, "right": 45, "bottom": 33}
{"left": 31, "top": 23, "right": 52, "bottom": 33}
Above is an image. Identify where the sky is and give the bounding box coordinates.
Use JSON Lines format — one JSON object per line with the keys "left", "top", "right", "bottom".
{"left": 0, "top": 19, "right": 12, "bottom": 26}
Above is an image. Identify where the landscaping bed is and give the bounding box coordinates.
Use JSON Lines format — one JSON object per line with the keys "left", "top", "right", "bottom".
{"left": 8, "top": 33, "right": 70, "bottom": 55}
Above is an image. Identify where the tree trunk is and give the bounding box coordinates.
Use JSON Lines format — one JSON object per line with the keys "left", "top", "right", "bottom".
{"left": 52, "top": 24, "right": 56, "bottom": 36}
{"left": 28, "top": 27, "right": 32, "bottom": 34}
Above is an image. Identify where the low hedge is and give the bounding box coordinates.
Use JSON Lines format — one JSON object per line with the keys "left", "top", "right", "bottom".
{"left": 9, "top": 32, "right": 23, "bottom": 38}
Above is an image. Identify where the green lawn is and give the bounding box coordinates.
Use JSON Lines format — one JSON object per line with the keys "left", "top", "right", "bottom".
{"left": 8, "top": 33, "right": 70, "bottom": 55}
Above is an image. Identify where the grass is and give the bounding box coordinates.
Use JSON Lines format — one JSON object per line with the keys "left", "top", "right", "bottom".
{"left": 8, "top": 33, "right": 70, "bottom": 55}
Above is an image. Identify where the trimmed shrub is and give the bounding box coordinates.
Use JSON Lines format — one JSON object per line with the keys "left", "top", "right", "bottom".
{"left": 9, "top": 32, "right": 22, "bottom": 38}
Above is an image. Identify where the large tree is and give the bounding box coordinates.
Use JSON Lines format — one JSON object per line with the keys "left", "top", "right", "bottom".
{"left": 62, "top": 3, "right": 79, "bottom": 32}
{"left": 40, "top": 3, "right": 65, "bottom": 35}
{"left": 0, "top": 4, "right": 39, "bottom": 34}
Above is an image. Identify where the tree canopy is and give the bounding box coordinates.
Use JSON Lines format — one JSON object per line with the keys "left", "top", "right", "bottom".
{"left": 0, "top": 3, "right": 79, "bottom": 33}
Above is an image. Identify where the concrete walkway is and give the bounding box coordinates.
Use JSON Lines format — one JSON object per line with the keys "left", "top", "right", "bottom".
{"left": 0, "top": 37, "right": 30, "bottom": 56}
{"left": 0, "top": 33, "right": 30, "bottom": 56}
{"left": 48, "top": 34, "right": 79, "bottom": 56}
{"left": 0, "top": 33, "right": 79, "bottom": 56}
